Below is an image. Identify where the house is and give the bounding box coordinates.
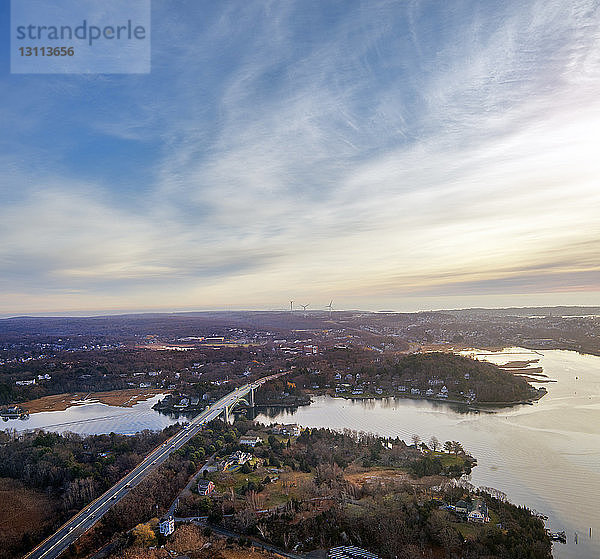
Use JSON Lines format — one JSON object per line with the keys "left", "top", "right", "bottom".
{"left": 411, "top": 388, "right": 421, "bottom": 395}
{"left": 159, "top": 515, "right": 175, "bottom": 536}
{"left": 397, "top": 385, "right": 407, "bottom": 392}
{"left": 425, "top": 388, "right": 435, "bottom": 397}
{"left": 197, "top": 479, "right": 214, "bottom": 495}
{"left": 15, "top": 379, "right": 35, "bottom": 386}
{"left": 272, "top": 424, "right": 301, "bottom": 437}
{"left": 454, "top": 500, "right": 469, "bottom": 514}
{"left": 230, "top": 450, "right": 252, "bottom": 464}
{"left": 468, "top": 508, "right": 487, "bottom": 523}
{"left": 239, "top": 435, "right": 262, "bottom": 447}
{"left": 451, "top": 499, "right": 489, "bottom": 523}
{"left": 221, "top": 450, "right": 253, "bottom": 470}
{"left": 467, "top": 499, "right": 489, "bottom": 523}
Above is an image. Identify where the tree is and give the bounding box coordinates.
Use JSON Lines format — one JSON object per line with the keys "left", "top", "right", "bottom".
{"left": 429, "top": 436, "right": 439, "bottom": 452}
{"left": 443, "top": 440, "right": 453, "bottom": 453}
{"left": 131, "top": 522, "right": 156, "bottom": 547}
{"left": 451, "top": 441, "right": 464, "bottom": 455}
{"left": 411, "top": 434, "right": 421, "bottom": 448}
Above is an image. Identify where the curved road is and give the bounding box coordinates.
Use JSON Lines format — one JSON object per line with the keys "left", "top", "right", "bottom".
{"left": 24, "top": 373, "right": 285, "bottom": 559}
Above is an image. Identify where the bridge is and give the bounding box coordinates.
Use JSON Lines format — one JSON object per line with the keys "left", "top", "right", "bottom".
{"left": 222, "top": 380, "right": 256, "bottom": 422}
{"left": 24, "top": 372, "right": 286, "bottom": 559}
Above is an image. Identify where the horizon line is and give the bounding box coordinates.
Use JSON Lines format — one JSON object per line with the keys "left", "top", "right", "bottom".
{"left": 2, "top": 304, "right": 599, "bottom": 321}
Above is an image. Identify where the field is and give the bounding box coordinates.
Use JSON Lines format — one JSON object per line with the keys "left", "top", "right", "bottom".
{"left": 208, "top": 467, "right": 314, "bottom": 509}
{"left": 344, "top": 466, "right": 444, "bottom": 489}
{"left": 0, "top": 478, "right": 60, "bottom": 559}
{"left": 21, "top": 388, "right": 167, "bottom": 413}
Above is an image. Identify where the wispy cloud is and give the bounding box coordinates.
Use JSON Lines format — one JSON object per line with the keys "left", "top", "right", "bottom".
{"left": 1, "top": 0, "right": 599, "bottom": 314}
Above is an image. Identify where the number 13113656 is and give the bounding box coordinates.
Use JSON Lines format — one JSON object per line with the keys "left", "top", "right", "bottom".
{"left": 19, "top": 46, "right": 75, "bottom": 56}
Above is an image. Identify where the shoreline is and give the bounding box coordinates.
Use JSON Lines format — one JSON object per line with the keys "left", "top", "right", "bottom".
{"left": 306, "top": 388, "right": 548, "bottom": 408}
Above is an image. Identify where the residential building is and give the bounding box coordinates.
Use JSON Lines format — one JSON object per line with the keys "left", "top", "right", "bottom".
{"left": 197, "top": 479, "right": 214, "bottom": 496}
{"left": 272, "top": 424, "right": 301, "bottom": 437}
{"left": 159, "top": 516, "right": 175, "bottom": 536}
{"left": 220, "top": 450, "right": 253, "bottom": 470}
{"left": 467, "top": 499, "right": 489, "bottom": 523}
{"left": 239, "top": 435, "right": 262, "bottom": 447}
{"left": 15, "top": 379, "right": 35, "bottom": 386}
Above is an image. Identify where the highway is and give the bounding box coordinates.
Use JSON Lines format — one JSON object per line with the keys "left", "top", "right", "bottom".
{"left": 24, "top": 373, "right": 285, "bottom": 559}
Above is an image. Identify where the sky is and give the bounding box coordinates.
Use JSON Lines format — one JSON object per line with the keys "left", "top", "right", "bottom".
{"left": 1, "top": 0, "right": 600, "bottom": 316}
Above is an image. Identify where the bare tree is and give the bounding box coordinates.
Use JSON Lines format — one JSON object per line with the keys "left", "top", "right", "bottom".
{"left": 429, "top": 436, "right": 439, "bottom": 452}
{"left": 256, "top": 522, "right": 269, "bottom": 540}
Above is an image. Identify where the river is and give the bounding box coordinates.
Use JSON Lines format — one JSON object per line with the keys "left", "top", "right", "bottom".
{"left": 255, "top": 349, "right": 600, "bottom": 559}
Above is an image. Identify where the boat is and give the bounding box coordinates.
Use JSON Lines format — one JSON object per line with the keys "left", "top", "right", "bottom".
{"left": 549, "top": 531, "right": 567, "bottom": 543}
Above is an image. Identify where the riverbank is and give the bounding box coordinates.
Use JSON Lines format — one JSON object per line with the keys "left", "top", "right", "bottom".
{"left": 20, "top": 389, "right": 168, "bottom": 414}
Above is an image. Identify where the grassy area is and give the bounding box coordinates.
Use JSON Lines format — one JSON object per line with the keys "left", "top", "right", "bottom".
{"left": 427, "top": 450, "right": 469, "bottom": 468}
{"left": 22, "top": 388, "right": 166, "bottom": 413}
{"left": 208, "top": 466, "right": 313, "bottom": 510}
{"left": 261, "top": 471, "right": 313, "bottom": 508}
{"left": 488, "top": 509, "right": 500, "bottom": 525}
{"left": 208, "top": 469, "right": 264, "bottom": 493}
{"left": 452, "top": 521, "right": 480, "bottom": 540}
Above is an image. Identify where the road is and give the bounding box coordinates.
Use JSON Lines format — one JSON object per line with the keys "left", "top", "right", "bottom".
{"left": 24, "top": 373, "right": 285, "bottom": 559}
{"left": 186, "top": 520, "right": 306, "bottom": 559}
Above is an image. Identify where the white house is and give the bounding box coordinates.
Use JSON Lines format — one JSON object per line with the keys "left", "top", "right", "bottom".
{"left": 15, "top": 379, "right": 35, "bottom": 386}
{"left": 159, "top": 516, "right": 175, "bottom": 536}
{"left": 239, "top": 435, "right": 262, "bottom": 447}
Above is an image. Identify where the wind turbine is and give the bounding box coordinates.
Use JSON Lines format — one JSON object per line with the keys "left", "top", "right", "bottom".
{"left": 300, "top": 304, "right": 309, "bottom": 311}
{"left": 326, "top": 300, "right": 334, "bottom": 319}
{"left": 290, "top": 300, "right": 294, "bottom": 312}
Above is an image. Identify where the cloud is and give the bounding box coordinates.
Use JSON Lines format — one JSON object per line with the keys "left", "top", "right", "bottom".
{"left": 1, "top": 0, "right": 600, "bottom": 313}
